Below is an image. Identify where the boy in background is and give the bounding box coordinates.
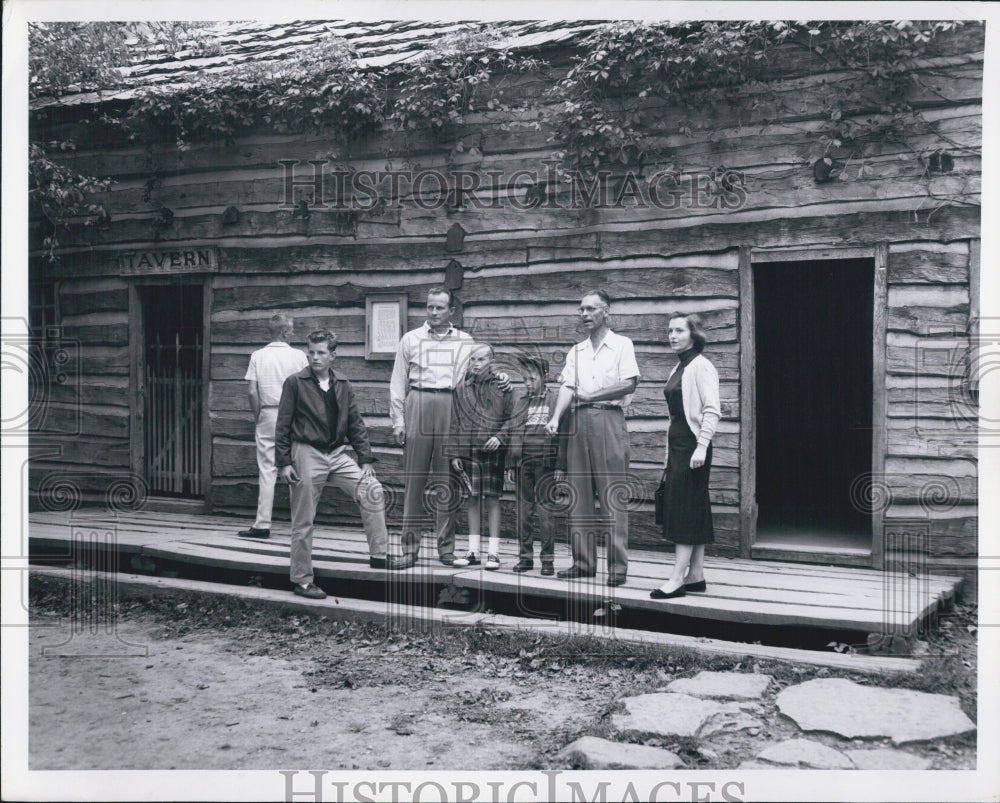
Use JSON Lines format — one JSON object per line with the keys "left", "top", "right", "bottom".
{"left": 447, "top": 344, "right": 513, "bottom": 570}
{"left": 506, "top": 354, "right": 564, "bottom": 575}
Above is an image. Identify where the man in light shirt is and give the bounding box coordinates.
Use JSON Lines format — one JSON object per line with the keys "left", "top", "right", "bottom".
{"left": 388, "top": 287, "right": 473, "bottom": 568}
{"left": 545, "top": 290, "right": 640, "bottom": 586}
{"left": 239, "top": 314, "right": 308, "bottom": 539}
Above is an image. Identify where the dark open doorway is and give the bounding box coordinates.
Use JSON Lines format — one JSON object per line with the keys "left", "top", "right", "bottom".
{"left": 140, "top": 283, "right": 204, "bottom": 497}
{"left": 753, "top": 258, "right": 874, "bottom": 552}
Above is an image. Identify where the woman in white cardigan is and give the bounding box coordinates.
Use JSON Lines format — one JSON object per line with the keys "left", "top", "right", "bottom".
{"left": 651, "top": 313, "right": 721, "bottom": 600}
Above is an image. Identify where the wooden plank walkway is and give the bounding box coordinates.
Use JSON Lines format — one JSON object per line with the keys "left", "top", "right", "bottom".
{"left": 28, "top": 566, "right": 924, "bottom": 674}
{"left": 29, "top": 510, "right": 963, "bottom": 636}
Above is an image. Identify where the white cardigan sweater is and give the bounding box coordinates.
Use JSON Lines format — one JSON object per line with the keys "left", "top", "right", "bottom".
{"left": 665, "top": 353, "right": 721, "bottom": 451}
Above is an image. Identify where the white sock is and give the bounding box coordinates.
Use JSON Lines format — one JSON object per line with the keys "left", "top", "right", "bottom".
{"left": 487, "top": 536, "right": 500, "bottom": 556}
{"left": 467, "top": 534, "right": 481, "bottom": 556}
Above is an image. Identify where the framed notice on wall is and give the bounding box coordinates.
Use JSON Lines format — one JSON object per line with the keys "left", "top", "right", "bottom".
{"left": 365, "top": 294, "right": 407, "bottom": 360}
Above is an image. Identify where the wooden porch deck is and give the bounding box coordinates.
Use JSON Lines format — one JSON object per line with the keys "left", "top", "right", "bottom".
{"left": 28, "top": 509, "right": 963, "bottom": 639}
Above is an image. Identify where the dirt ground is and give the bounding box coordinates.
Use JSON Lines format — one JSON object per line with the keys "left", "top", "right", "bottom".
{"left": 27, "top": 575, "right": 978, "bottom": 771}
{"left": 29, "top": 618, "right": 604, "bottom": 771}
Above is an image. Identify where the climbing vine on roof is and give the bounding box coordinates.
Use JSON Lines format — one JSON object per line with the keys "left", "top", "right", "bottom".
{"left": 28, "top": 20, "right": 978, "bottom": 259}
{"left": 125, "top": 37, "right": 386, "bottom": 148}
{"left": 548, "top": 20, "right": 969, "bottom": 176}
{"left": 123, "top": 25, "right": 541, "bottom": 149}
{"left": 28, "top": 21, "right": 222, "bottom": 259}
{"left": 29, "top": 23, "right": 542, "bottom": 257}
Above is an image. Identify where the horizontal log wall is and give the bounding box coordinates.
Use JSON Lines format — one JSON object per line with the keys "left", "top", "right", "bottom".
{"left": 29, "top": 277, "right": 134, "bottom": 509}
{"left": 30, "top": 27, "right": 981, "bottom": 565}
{"left": 883, "top": 240, "right": 977, "bottom": 558}
{"left": 206, "top": 250, "right": 742, "bottom": 551}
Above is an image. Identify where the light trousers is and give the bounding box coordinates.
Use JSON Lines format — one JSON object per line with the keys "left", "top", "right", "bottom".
{"left": 564, "top": 407, "right": 631, "bottom": 579}
{"left": 400, "top": 391, "right": 457, "bottom": 558}
{"left": 253, "top": 406, "right": 279, "bottom": 529}
{"left": 289, "top": 442, "right": 388, "bottom": 586}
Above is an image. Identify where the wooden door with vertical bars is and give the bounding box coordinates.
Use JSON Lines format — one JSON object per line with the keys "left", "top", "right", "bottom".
{"left": 142, "top": 284, "right": 203, "bottom": 497}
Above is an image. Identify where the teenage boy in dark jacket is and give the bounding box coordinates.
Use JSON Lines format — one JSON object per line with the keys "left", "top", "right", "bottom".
{"left": 276, "top": 330, "right": 393, "bottom": 599}
{"left": 505, "top": 354, "right": 565, "bottom": 575}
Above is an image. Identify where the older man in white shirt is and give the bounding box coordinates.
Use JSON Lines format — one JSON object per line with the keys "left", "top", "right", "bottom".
{"left": 239, "top": 314, "right": 308, "bottom": 539}
{"left": 546, "top": 290, "right": 640, "bottom": 586}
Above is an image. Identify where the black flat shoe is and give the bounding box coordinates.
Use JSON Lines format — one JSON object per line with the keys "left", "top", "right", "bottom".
{"left": 387, "top": 554, "right": 417, "bottom": 570}
{"left": 557, "top": 566, "right": 596, "bottom": 579}
{"left": 238, "top": 527, "right": 270, "bottom": 539}
{"left": 649, "top": 586, "right": 686, "bottom": 600}
{"left": 293, "top": 583, "right": 327, "bottom": 599}
{"left": 606, "top": 576, "right": 627, "bottom": 587}
{"left": 684, "top": 579, "right": 707, "bottom": 592}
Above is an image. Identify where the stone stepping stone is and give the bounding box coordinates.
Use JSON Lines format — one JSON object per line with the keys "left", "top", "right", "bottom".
{"left": 612, "top": 693, "right": 725, "bottom": 739}
{"left": 756, "top": 738, "right": 855, "bottom": 769}
{"left": 667, "top": 671, "right": 773, "bottom": 700}
{"left": 776, "top": 678, "right": 976, "bottom": 744}
{"left": 555, "top": 736, "right": 684, "bottom": 769}
{"left": 699, "top": 709, "right": 765, "bottom": 738}
{"left": 844, "top": 748, "right": 932, "bottom": 770}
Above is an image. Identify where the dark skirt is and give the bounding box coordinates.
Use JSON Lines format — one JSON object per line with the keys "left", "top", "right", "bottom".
{"left": 459, "top": 448, "right": 506, "bottom": 498}
{"left": 662, "top": 422, "right": 714, "bottom": 545}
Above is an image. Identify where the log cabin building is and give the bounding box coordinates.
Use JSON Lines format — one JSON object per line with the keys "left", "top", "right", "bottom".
{"left": 27, "top": 20, "right": 982, "bottom": 590}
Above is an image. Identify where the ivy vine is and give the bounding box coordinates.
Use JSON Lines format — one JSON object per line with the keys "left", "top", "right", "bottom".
{"left": 30, "top": 24, "right": 543, "bottom": 257}
{"left": 547, "top": 20, "right": 972, "bottom": 180}
{"left": 389, "top": 26, "right": 542, "bottom": 137}
{"left": 28, "top": 21, "right": 221, "bottom": 259}
{"left": 125, "top": 37, "right": 386, "bottom": 149}
{"left": 123, "top": 26, "right": 541, "bottom": 150}
{"left": 29, "top": 142, "right": 112, "bottom": 259}
{"left": 29, "top": 20, "right": 979, "bottom": 259}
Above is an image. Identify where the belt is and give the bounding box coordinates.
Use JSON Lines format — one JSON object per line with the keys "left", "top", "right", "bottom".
{"left": 576, "top": 402, "right": 620, "bottom": 410}
{"left": 410, "top": 387, "right": 452, "bottom": 393}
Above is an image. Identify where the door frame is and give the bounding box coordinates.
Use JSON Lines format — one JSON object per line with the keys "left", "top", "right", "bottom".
{"left": 128, "top": 277, "right": 213, "bottom": 506}
{"left": 739, "top": 244, "right": 886, "bottom": 568}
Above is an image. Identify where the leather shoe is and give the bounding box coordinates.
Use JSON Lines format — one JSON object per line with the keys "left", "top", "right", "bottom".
{"left": 649, "top": 585, "right": 686, "bottom": 600}
{"left": 557, "top": 566, "right": 596, "bottom": 580}
{"left": 293, "top": 582, "right": 327, "bottom": 599}
{"left": 684, "top": 579, "right": 707, "bottom": 592}
{"left": 540, "top": 563, "right": 554, "bottom": 576}
{"left": 369, "top": 557, "right": 388, "bottom": 570}
{"left": 387, "top": 554, "right": 417, "bottom": 570}
{"left": 512, "top": 560, "right": 534, "bottom": 573}
{"left": 238, "top": 527, "right": 270, "bottom": 539}
{"left": 606, "top": 576, "right": 627, "bottom": 587}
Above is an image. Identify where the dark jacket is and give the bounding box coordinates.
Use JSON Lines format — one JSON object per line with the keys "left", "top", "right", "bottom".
{"left": 275, "top": 367, "right": 376, "bottom": 468}
{"left": 445, "top": 371, "right": 514, "bottom": 458}
{"left": 505, "top": 387, "right": 567, "bottom": 471}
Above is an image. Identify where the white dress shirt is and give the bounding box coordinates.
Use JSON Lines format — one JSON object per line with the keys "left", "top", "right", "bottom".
{"left": 558, "top": 330, "right": 641, "bottom": 408}
{"left": 389, "top": 322, "right": 473, "bottom": 428}
{"left": 245, "top": 342, "right": 309, "bottom": 407}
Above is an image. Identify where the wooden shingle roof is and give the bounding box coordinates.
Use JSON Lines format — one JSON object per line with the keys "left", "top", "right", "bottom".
{"left": 33, "top": 19, "right": 602, "bottom": 108}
